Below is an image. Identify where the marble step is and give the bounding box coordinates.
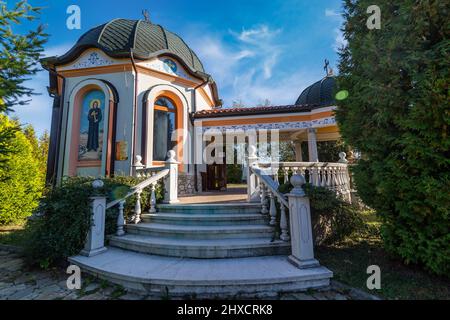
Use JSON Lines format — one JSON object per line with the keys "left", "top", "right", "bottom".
{"left": 157, "top": 203, "right": 262, "bottom": 215}
{"left": 108, "top": 234, "right": 290, "bottom": 258}
{"left": 125, "top": 222, "right": 274, "bottom": 239}
{"left": 142, "top": 212, "right": 269, "bottom": 226}
{"left": 69, "top": 247, "right": 333, "bottom": 298}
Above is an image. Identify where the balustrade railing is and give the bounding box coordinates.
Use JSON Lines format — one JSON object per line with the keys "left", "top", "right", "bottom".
{"left": 251, "top": 165, "right": 290, "bottom": 242}
{"left": 80, "top": 150, "right": 179, "bottom": 257}
{"left": 246, "top": 152, "right": 352, "bottom": 248}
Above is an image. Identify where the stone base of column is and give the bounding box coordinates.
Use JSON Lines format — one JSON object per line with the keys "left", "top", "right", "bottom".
{"left": 80, "top": 246, "right": 107, "bottom": 257}
{"left": 288, "top": 255, "right": 320, "bottom": 269}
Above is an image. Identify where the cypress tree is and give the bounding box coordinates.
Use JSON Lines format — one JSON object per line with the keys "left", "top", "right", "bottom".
{"left": 336, "top": 0, "right": 449, "bottom": 275}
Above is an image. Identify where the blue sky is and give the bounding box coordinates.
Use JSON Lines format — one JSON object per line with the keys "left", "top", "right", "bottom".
{"left": 12, "top": 0, "right": 345, "bottom": 136}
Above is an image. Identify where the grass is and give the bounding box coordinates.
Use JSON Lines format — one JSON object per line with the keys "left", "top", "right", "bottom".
{"left": 316, "top": 210, "right": 450, "bottom": 300}
{"left": 0, "top": 223, "right": 27, "bottom": 247}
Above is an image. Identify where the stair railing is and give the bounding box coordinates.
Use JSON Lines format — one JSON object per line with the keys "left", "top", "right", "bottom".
{"left": 250, "top": 165, "right": 290, "bottom": 242}
{"left": 80, "top": 150, "right": 179, "bottom": 257}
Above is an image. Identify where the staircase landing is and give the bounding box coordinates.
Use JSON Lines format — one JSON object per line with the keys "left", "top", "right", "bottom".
{"left": 69, "top": 187, "right": 333, "bottom": 297}
{"left": 69, "top": 247, "right": 332, "bottom": 298}
{"left": 178, "top": 185, "right": 247, "bottom": 204}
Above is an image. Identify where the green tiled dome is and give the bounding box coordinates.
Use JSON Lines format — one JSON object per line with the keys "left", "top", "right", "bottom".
{"left": 295, "top": 76, "right": 336, "bottom": 107}
{"left": 50, "top": 18, "right": 205, "bottom": 73}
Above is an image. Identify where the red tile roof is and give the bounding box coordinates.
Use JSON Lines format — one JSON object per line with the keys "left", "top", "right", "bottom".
{"left": 193, "top": 104, "right": 320, "bottom": 118}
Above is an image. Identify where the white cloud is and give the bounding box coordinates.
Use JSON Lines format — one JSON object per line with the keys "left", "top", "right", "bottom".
{"left": 234, "top": 25, "right": 281, "bottom": 44}
{"left": 41, "top": 43, "right": 73, "bottom": 58}
{"left": 325, "top": 9, "right": 340, "bottom": 17}
{"left": 186, "top": 25, "right": 322, "bottom": 107}
{"left": 332, "top": 28, "right": 347, "bottom": 52}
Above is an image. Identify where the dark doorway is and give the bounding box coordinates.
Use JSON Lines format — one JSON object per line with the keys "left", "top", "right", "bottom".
{"left": 205, "top": 163, "right": 227, "bottom": 191}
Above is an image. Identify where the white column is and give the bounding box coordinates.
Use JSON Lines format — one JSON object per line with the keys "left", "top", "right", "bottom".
{"left": 81, "top": 180, "right": 107, "bottom": 256}
{"left": 246, "top": 145, "right": 260, "bottom": 202}
{"left": 287, "top": 174, "right": 319, "bottom": 269}
{"left": 164, "top": 150, "right": 179, "bottom": 204}
{"left": 294, "top": 141, "right": 303, "bottom": 162}
{"left": 307, "top": 128, "right": 319, "bottom": 162}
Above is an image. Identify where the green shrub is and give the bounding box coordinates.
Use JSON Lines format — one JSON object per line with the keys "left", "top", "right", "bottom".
{"left": 279, "top": 182, "right": 365, "bottom": 245}
{"left": 336, "top": 0, "right": 450, "bottom": 275}
{"left": 24, "top": 176, "right": 163, "bottom": 268}
{"left": 0, "top": 115, "right": 43, "bottom": 225}
{"left": 226, "top": 164, "right": 243, "bottom": 183}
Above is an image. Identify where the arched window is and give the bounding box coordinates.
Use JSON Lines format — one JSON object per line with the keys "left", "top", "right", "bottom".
{"left": 153, "top": 97, "right": 176, "bottom": 161}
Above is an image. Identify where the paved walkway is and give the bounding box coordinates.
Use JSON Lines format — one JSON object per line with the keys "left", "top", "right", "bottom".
{"left": 179, "top": 185, "right": 248, "bottom": 204}
{"left": 0, "top": 249, "right": 379, "bottom": 300}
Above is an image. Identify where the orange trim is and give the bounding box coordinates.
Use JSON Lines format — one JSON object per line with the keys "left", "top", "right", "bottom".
{"left": 200, "top": 111, "right": 334, "bottom": 127}
{"left": 154, "top": 91, "right": 184, "bottom": 172}
{"left": 198, "top": 86, "right": 215, "bottom": 107}
{"left": 58, "top": 62, "right": 215, "bottom": 107}
{"left": 152, "top": 161, "right": 165, "bottom": 166}
{"left": 69, "top": 84, "right": 101, "bottom": 175}
{"left": 154, "top": 104, "right": 175, "bottom": 112}
{"left": 136, "top": 65, "right": 201, "bottom": 87}
{"left": 59, "top": 64, "right": 133, "bottom": 77}
{"left": 57, "top": 77, "right": 63, "bottom": 95}
{"left": 317, "top": 126, "right": 339, "bottom": 134}
{"left": 69, "top": 85, "right": 115, "bottom": 176}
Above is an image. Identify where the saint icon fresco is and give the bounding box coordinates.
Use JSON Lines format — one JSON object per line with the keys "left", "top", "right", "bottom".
{"left": 78, "top": 90, "right": 105, "bottom": 161}
{"left": 87, "top": 99, "right": 102, "bottom": 151}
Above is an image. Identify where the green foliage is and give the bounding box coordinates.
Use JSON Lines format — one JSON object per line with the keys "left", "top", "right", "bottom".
{"left": 0, "top": 0, "right": 48, "bottom": 112}
{"left": 23, "top": 176, "right": 163, "bottom": 267}
{"left": 0, "top": 1, "right": 48, "bottom": 159}
{"left": 279, "top": 182, "right": 365, "bottom": 245}
{"left": 23, "top": 125, "right": 49, "bottom": 182}
{"left": 336, "top": 0, "right": 450, "bottom": 275}
{"left": 226, "top": 164, "right": 243, "bottom": 183}
{"left": 0, "top": 115, "right": 43, "bottom": 225}
{"left": 317, "top": 140, "right": 347, "bottom": 163}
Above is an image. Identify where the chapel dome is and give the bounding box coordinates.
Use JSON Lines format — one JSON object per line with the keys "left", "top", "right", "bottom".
{"left": 48, "top": 18, "right": 206, "bottom": 74}
{"left": 295, "top": 75, "right": 336, "bottom": 107}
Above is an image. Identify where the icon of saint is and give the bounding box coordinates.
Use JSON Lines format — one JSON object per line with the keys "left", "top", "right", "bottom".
{"left": 86, "top": 99, "right": 102, "bottom": 152}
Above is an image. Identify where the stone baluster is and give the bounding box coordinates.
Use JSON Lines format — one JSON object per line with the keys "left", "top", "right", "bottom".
{"left": 335, "top": 167, "right": 343, "bottom": 194}
{"left": 328, "top": 168, "right": 334, "bottom": 188}
{"left": 287, "top": 174, "right": 319, "bottom": 269}
{"left": 279, "top": 203, "right": 290, "bottom": 241}
{"left": 268, "top": 191, "right": 277, "bottom": 225}
{"left": 133, "top": 189, "right": 142, "bottom": 224}
{"left": 283, "top": 167, "right": 289, "bottom": 184}
{"left": 246, "top": 145, "right": 260, "bottom": 202}
{"left": 260, "top": 183, "right": 268, "bottom": 215}
{"left": 273, "top": 168, "right": 279, "bottom": 185}
{"left": 116, "top": 200, "right": 126, "bottom": 236}
{"left": 132, "top": 155, "right": 144, "bottom": 177}
{"left": 163, "top": 150, "right": 179, "bottom": 204}
{"left": 311, "top": 166, "right": 319, "bottom": 186}
{"left": 320, "top": 167, "right": 327, "bottom": 187}
{"left": 149, "top": 182, "right": 157, "bottom": 213}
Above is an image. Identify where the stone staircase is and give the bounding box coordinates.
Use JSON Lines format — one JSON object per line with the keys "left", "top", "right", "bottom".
{"left": 69, "top": 202, "right": 333, "bottom": 298}
{"left": 109, "top": 203, "right": 290, "bottom": 258}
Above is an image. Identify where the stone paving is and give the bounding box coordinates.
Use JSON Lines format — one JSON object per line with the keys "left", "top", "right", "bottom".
{"left": 0, "top": 249, "right": 380, "bottom": 300}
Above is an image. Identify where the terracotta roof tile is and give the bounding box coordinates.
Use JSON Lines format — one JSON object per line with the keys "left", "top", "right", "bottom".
{"left": 193, "top": 104, "right": 320, "bottom": 118}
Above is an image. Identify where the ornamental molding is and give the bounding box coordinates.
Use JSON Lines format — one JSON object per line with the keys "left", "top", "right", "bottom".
{"left": 199, "top": 117, "right": 336, "bottom": 133}
{"left": 58, "top": 50, "right": 119, "bottom": 71}
{"left": 138, "top": 57, "right": 194, "bottom": 81}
